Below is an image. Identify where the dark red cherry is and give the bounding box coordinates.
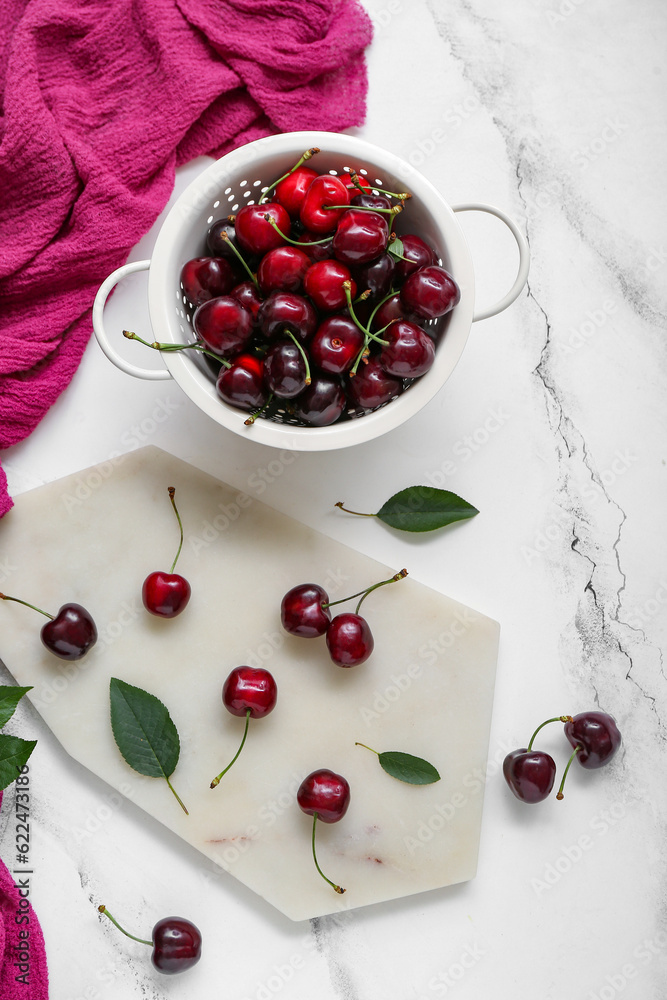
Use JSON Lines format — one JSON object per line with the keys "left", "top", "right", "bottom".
{"left": 257, "top": 292, "right": 317, "bottom": 343}
{"left": 347, "top": 355, "right": 402, "bottom": 409}
{"left": 300, "top": 174, "right": 350, "bottom": 233}
{"left": 151, "top": 917, "right": 202, "bottom": 974}
{"left": 400, "top": 264, "right": 460, "bottom": 319}
{"left": 380, "top": 320, "right": 436, "bottom": 378}
{"left": 393, "top": 234, "right": 437, "bottom": 282}
{"left": 281, "top": 583, "right": 331, "bottom": 637}
{"left": 326, "top": 612, "right": 374, "bottom": 667}
{"left": 264, "top": 339, "right": 308, "bottom": 398}
{"left": 564, "top": 712, "right": 622, "bottom": 769}
{"left": 216, "top": 354, "right": 267, "bottom": 411}
{"left": 180, "top": 257, "right": 236, "bottom": 306}
{"left": 193, "top": 297, "right": 252, "bottom": 355}
{"left": 207, "top": 216, "right": 241, "bottom": 260}
{"left": 310, "top": 316, "right": 364, "bottom": 374}
{"left": 297, "top": 769, "right": 350, "bottom": 823}
{"left": 333, "top": 209, "right": 389, "bottom": 265}
{"left": 304, "top": 259, "right": 356, "bottom": 313}
{"left": 371, "top": 292, "right": 408, "bottom": 330}
{"left": 142, "top": 573, "right": 191, "bottom": 619}
{"left": 293, "top": 376, "right": 347, "bottom": 426}
{"left": 235, "top": 202, "right": 290, "bottom": 256}
{"left": 258, "top": 246, "right": 310, "bottom": 295}
{"left": 503, "top": 749, "right": 557, "bottom": 803}
{"left": 297, "top": 231, "right": 335, "bottom": 262}
{"left": 230, "top": 281, "right": 263, "bottom": 324}
{"left": 274, "top": 166, "right": 318, "bottom": 217}
{"left": 350, "top": 192, "right": 392, "bottom": 211}
{"left": 41, "top": 604, "right": 98, "bottom": 660}
{"left": 222, "top": 665, "right": 278, "bottom": 719}
{"left": 353, "top": 252, "right": 396, "bottom": 301}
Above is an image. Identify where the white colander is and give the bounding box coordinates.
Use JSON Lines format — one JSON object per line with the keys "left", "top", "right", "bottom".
{"left": 92, "top": 131, "right": 529, "bottom": 451}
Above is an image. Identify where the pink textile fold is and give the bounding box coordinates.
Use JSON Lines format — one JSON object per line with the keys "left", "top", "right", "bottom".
{"left": 0, "top": 0, "right": 373, "bottom": 516}
{"left": 0, "top": 792, "right": 49, "bottom": 997}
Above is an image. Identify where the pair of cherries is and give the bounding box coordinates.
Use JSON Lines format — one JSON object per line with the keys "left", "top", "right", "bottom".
{"left": 210, "top": 665, "right": 349, "bottom": 894}
{"left": 0, "top": 487, "right": 191, "bottom": 661}
{"left": 504, "top": 711, "right": 622, "bottom": 803}
{"left": 280, "top": 569, "right": 408, "bottom": 668}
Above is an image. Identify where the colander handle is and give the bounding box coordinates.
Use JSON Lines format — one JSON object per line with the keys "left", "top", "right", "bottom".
{"left": 451, "top": 203, "right": 530, "bottom": 322}
{"left": 92, "top": 260, "right": 173, "bottom": 381}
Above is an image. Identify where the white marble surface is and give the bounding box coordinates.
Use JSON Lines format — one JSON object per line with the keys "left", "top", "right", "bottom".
{"left": 1, "top": 0, "right": 665, "bottom": 996}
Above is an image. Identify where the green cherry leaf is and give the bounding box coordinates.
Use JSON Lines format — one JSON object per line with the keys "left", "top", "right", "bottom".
{"left": 377, "top": 486, "right": 478, "bottom": 532}
{"left": 355, "top": 743, "right": 440, "bottom": 784}
{"left": 378, "top": 751, "right": 441, "bottom": 785}
{"left": 0, "top": 735, "right": 37, "bottom": 791}
{"left": 387, "top": 236, "right": 405, "bottom": 259}
{"left": 0, "top": 686, "right": 33, "bottom": 729}
{"left": 109, "top": 678, "right": 188, "bottom": 814}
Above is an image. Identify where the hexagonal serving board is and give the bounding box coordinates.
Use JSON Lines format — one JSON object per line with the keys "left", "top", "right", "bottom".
{"left": 0, "top": 446, "right": 499, "bottom": 920}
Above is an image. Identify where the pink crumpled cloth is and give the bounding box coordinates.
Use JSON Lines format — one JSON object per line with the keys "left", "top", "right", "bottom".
{"left": 0, "top": 0, "right": 373, "bottom": 516}
{"left": 0, "top": 792, "right": 49, "bottom": 998}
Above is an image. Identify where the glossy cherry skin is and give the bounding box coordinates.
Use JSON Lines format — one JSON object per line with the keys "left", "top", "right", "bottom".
{"left": 216, "top": 354, "right": 267, "bottom": 411}
{"left": 264, "top": 339, "right": 308, "bottom": 398}
{"left": 258, "top": 246, "right": 310, "bottom": 295}
{"left": 350, "top": 191, "right": 391, "bottom": 211}
{"left": 293, "top": 376, "right": 347, "bottom": 426}
{"left": 151, "top": 917, "right": 202, "bottom": 975}
{"left": 222, "top": 665, "right": 278, "bottom": 719}
{"left": 297, "top": 769, "right": 351, "bottom": 823}
{"left": 142, "top": 572, "right": 191, "bottom": 619}
{"left": 304, "top": 259, "right": 356, "bottom": 313}
{"left": 380, "top": 321, "right": 436, "bottom": 378}
{"left": 180, "top": 257, "right": 236, "bottom": 307}
{"left": 207, "top": 216, "right": 241, "bottom": 260}
{"left": 297, "top": 231, "right": 335, "bottom": 262}
{"left": 281, "top": 583, "right": 331, "bottom": 637}
{"left": 503, "top": 749, "right": 557, "bottom": 803}
{"left": 353, "top": 252, "right": 395, "bottom": 301}
{"left": 400, "top": 264, "right": 460, "bottom": 320}
{"left": 326, "top": 613, "right": 374, "bottom": 667}
{"left": 393, "top": 234, "right": 437, "bottom": 282}
{"left": 371, "top": 292, "right": 408, "bottom": 330}
{"left": 347, "top": 355, "right": 403, "bottom": 410}
{"left": 564, "top": 712, "right": 622, "bottom": 769}
{"left": 235, "top": 202, "right": 290, "bottom": 256}
{"left": 40, "top": 604, "right": 97, "bottom": 660}
{"left": 257, "top": 292, "right": 317, "bottom": 343}
{"left": 300, "top": 174, "right": 350, "bottom": 233}
{"left": 193, "top": 296, "right": 252, "bottom": 355}
{"left": 274, "top": 166, "right": 318, "bottom": 217}
{"left": 333, "top": 209, "right": 389, "bottom": 265}
{"left": 230, "top": 281, "right": 263, "bottom": 324}
{"left": 310, "top": 316, "right": 364, "bottom": 374}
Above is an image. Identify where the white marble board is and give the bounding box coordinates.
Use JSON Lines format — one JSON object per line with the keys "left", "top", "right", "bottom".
{"left": 0, "top": 446, "right": 499, "bottom": 920}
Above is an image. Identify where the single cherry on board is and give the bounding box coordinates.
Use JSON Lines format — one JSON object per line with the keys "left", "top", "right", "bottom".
{"left": 281, "top": 583, "right": 331, "bottom": 637}
{"left": 0, "top": 593, "right": 97, "bottom": 660}
{"left": 142, "top": 487, "right": 191, "bottom": 619}
{"left": 297, "top": 768, "right": 350, "bottom": 893}
{"left": 503, "top": 715, "right": 572, "bottom": 803}
{"left": 210, "top": 666, "right": 278, "bottom": 787}
{"left": 98, "top": 905, "right": 201, "bottom": 975}
{"left": 326, "top": 613, "right": 374, "bottom": 667}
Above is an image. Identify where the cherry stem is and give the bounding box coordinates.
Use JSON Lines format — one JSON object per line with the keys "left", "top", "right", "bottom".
{"left": 527, "top": 715, "right": 574, "bottom": 752}
{"left": 556, "top": 745, "right": 581, "bottom": 800}
{"left": 349, "top": 343, "right": 370, "bottom": 377}
{"left": 285, "top": 330, "right": 311, "bottom": 385}
{"left": 123, "top": 331, "right": 231, "bottom": 368}
{"left": 343, "top": 283, "right": 388, "bottom": 346}
{"left": 355, "top": 568, "right": 407, "bottom": 614}
{"left": 311, "top": 814, "right": 345, "bottom": 894}
{"left": 244, "top": 393, "right": 274, "bottom": 427}
{"left": 258, "top": 147, "right": 320, "bottom": 204}
{"left": 321, "top": 569, "right": 408, "bottom": 613}
{"left": 0, "top": 594, "right": 53, "bottom": 620}
{"left": 322, "top": 204, "right": 403, "bottom": 218}
{"left": 355, "top": 742, "right": 379, "bottom": 756}
{"left": 367, "top": 288, "right": 399, "bottom": 330}
{"left": 263, "top": 216, "right": 331, "bottom": 247}
{"left": 210, "top": 709, "right": 251, "bottom": 787}
{"left": 351, "top": 173, "right": 411, "bottom": 200}
{"left": 217, "top": 231, "right": 259, "bottom": 289}
{"left": 165, "top": 777, "right": 189, "bottom": 814}
{"left": 166, "top": 487, "right": 184, "bottom": 574}
{"left": 333, "top": 502, "right": 376, "bottom": 519}
{"left": 97, "top": 905, "right": 152, "bottom": 947}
